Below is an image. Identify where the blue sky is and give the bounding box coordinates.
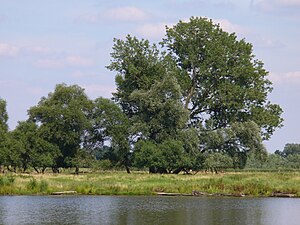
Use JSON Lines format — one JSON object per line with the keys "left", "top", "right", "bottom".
{"left": 0, "top": 0, "right": 300, "bottom": 152}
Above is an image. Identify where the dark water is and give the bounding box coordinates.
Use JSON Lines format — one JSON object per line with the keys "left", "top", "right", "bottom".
{"left": 0, "top": 196, "right": 299, "bottom": 225}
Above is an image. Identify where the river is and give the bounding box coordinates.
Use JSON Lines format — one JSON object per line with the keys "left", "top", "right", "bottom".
{"left": 0, "top": 196, "right": 299, "bottom": 225}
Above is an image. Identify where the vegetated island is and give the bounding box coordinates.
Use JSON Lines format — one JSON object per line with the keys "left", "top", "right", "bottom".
{"left": 0, "top": 171, "right": 299, "bottom": 197}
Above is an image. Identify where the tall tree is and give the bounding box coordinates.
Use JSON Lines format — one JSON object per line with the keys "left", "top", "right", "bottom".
{"left": 29, "top": 84, "right": 93, "bottom": 172}
{"left": 162, "top": 17, "right": 283, "bottom": 140}
{"left": 107, "top": 17, "right": 283, "bottom": 171}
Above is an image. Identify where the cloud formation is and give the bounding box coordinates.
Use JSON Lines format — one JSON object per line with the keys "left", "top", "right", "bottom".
{"left": 82, "top": 84, "right": 115, "bottom": 98}
{"left": 66, "top": 55, "right": 94, "bottom": 67}
{"left": 0, "top": 42, "right": 19, "bottom": 57}
{"left": 33, "top": 55, "right": 94, "bottom": 69}
{"left": 252, "top": 0, "right": 300, "bottom": 12}
{"left": 214, "top": 19, "right": 248, "bottom": 35}
{"left": 269, "top": 71, "right": 300, "bottom": 84}
{"left": 33, "top": 59, "right": 64, "bottom": 69}
{"left": 77, "top": 6, "right": 148, "bottom": 23}
{"left": 136, "top": 22, "right": 173, "bottom": 39}
{"left": 105, "top": 6, "right": 148, "bottom": 22}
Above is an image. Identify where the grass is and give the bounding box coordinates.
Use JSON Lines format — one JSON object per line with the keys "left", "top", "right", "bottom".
{"left": 0, "top": 171, "right": 299, "bottom": 197}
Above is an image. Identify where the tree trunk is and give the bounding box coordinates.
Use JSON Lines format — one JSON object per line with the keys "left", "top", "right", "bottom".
{"left": 33, "top": 167, "right": 40, "bottom": 173}
{"left": 52, "top": 167, "right": 60, "bottom": 173}
{"left": 125, "top": 166, "right": 130, "bottom": 174}
{"left": 172, "top": 167, "right": 183, "bottom": 174}
{"left": 75, "top": 166, "right": 79, "bottom": 175}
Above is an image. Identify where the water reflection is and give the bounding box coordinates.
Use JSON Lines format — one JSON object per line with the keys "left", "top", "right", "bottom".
{"left": 0, "top": 196, "right": 299, "bottom": 225}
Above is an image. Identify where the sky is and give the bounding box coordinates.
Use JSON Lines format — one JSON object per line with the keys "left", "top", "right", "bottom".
{"left": 0, "top": 0, "right": 300, "bottom": 152}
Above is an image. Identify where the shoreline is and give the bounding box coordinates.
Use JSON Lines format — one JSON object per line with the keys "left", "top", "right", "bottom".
{"left": 0, "top": 171, "right": 299, "bottom": 197}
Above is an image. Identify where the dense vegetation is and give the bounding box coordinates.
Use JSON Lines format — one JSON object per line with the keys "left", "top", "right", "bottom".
{"left": 0, "top": 17, "right": 296, "bottom": 175}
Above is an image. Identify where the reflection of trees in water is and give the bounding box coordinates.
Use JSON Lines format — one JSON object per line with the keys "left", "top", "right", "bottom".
{"left": 0, "top": 196, "right": 299, "bottom": 225}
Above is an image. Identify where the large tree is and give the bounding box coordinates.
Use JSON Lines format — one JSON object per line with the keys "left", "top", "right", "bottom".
{"left": 162, "top": 17, "right": 283, "bottom": 141}
{"left": 29, "top": 84, "right": 93, "bottom": 172}
{"left": 108, "top": 17, "right": 283, "bottom": 172}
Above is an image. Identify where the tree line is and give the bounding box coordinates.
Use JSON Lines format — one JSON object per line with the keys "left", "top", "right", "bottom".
{"left": 0, "top": 17, "right": 289, "bottom": 174}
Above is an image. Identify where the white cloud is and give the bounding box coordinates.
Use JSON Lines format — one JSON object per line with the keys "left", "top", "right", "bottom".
{"left": 252, "top": 36, "right": 285, "bottom": 49}
{"left": 214, "top": 19, "right": 248, "bottom": 35}
{"left": 269, "top": 71, "right": 300, "bottom": 84}
{"left": 76, "top": 6, "right": 147, "bottom": 24}
{"left": 66, "top": 55, "right": 94, "bottom": 67}
{"left": 213, "top": 18, "right": 284, "bottom": 49}
{"left": 279, "top": 0, "right": 300, "bottom": 6}
{"left": 82, "top": 84, "right": 115, "bottom": 98}
{"left": 0, "top": 42, "right": 19, "bottom": 57}
{"left": 33, "top": 59, "right": 64, "bottom": 69}
{"left": 70, "top": 71, "right": 98, "bottom": 78}
{"left": 76, "top": 13, "right": 99, "bottom": 23}
{"left": 29, "top": 46, "right": 53, "bottom": 55}
{"left": 136, "top": 23, "right": 173, "bottom": 39}
{"left": 33, "top": 55, "right": 94, "bottom": 69}
{"left": 105, "top": 6, "right": 148, "bottom": 22}
{"left": 252, "top": 0, "right": 300, "bottom": 12}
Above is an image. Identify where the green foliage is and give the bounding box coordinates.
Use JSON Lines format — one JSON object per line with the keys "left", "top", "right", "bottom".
{"left": 29, "top": 84, "right": 93, "bottom": 169}
{"left": 163, "top": 17, "right": 283, "bottom": 141}
{"left": 0, "top": 98, "right": 8, "bottom": 132}
{"left": 130, "top": 75, "right": 189, "bottom": 143}
{"left": 134, "top": 139, "right": 195, "bottom": 173}
{"left": 203, "top": 153, "right": 233, "bottom": 173}
{"left": 0, "top": 175, "right": 15, "bottom": 186}
{"left": 87, "top": 97, "right": 131, "bottom": 171}
{"left": 107, "top": 35, "right": 169, "bottom": 117}
{"left": 9, "top": 121, "right": 61, "bottom": 172}
{"left": 276, "top": 143, "right": 300, "bottom": 157}
{"left": 107, "top": 17, "right": 283, "bottom": 172}
{"left": 0, "top": 98, "right": 9, "bottom": 166}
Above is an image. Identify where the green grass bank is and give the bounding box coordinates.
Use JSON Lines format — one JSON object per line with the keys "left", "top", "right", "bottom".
{"left": 0, "top": 171, "right": 299, "bottom": 197}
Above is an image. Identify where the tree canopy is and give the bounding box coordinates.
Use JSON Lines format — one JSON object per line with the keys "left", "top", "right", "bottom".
{"left": 28, "top": 84, "right": 93, "bottom": 171}
{"left": 107, "top": 17, "right": 283, "bottom": 172}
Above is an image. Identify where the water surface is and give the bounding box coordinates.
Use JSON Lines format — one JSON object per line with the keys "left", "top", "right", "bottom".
{"left": 0, "top": 196, "right": 299, "bottom": 225}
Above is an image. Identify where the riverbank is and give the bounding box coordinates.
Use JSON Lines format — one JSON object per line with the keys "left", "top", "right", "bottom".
{"left": 0, "top": 171, "right": 299, "bottom": 197}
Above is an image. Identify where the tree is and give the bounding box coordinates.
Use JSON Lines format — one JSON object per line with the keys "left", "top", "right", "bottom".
{"left": 0, "top": 98, "right": 8, "bottom": 132}
{"left": 10, "top": 121, "right": 60, "bottom": 173}
{"left": 108, "top": 17, "right": 283, "bottom": 172}
{"left": 86, "top": 97, "right": 131, "bottom": 173}
{"left": 129, "top": 74, "right": 189, "bottom": 143}
{"left": 199, "top": 121, "right": 267, "bottom": 168}
{"left": 134, "top": 139, "right": 191, "bottom": 174}
{"left": 278, "top": 143, "right": 300, "bottom": 157}
{"left": 0, "top": 98, "right": 9, "bottom": 171}
{"left": 29, "top": 84, "right": 93, "bottom": 172}
{"left": 162, "top": 17, "right": 283, "bottom": 142}
{"left": 203, "top": 152, "right": 233, "bottom": 173}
